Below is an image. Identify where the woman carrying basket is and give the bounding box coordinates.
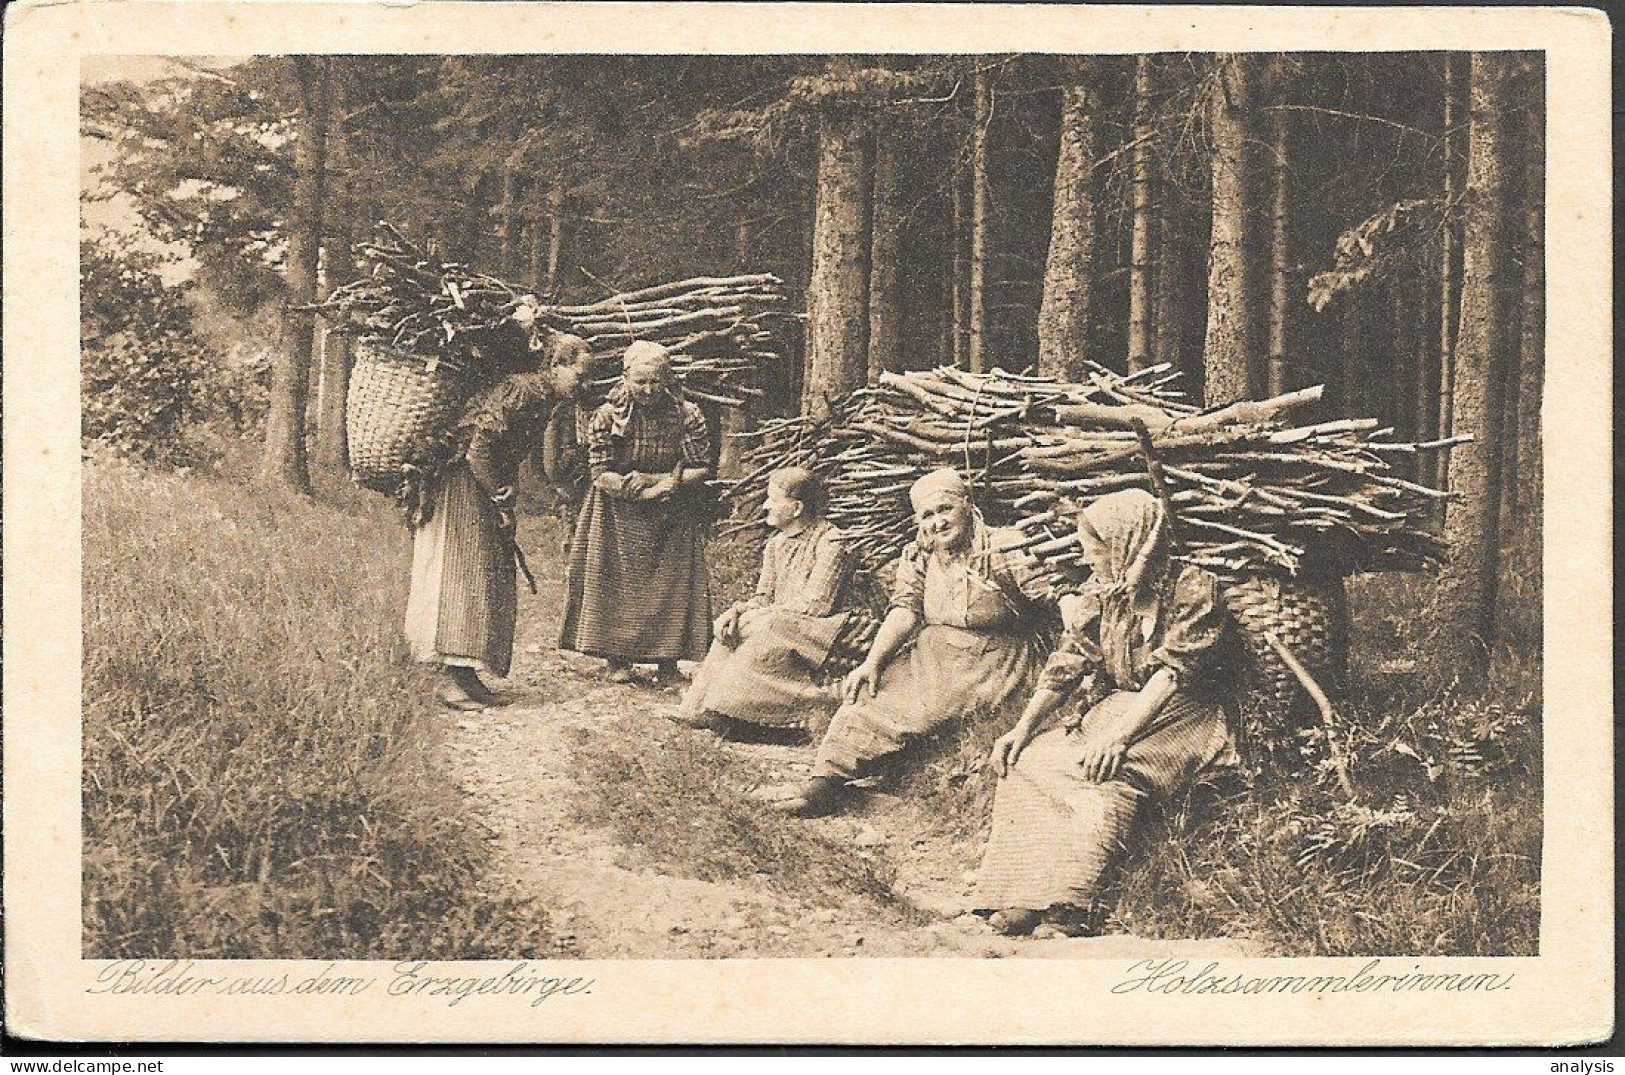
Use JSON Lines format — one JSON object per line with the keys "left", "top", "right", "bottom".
{"left": 559, "top": 340, "right": 715, "bottom": 684}
{"left": 971, "top": 488, "right": 1241, "bottom": 937}
{"left": 405, "top": 317, "right": 591, "bottom": 710}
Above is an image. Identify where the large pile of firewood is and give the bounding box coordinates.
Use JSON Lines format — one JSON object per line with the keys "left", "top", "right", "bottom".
{"left": 314, "top": 223, "right": 789, "bottom": 405}
{"left": 724, "top": 363, "right": 1459, "bottom": 590}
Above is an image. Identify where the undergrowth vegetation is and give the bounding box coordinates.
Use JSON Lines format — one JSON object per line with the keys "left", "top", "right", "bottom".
{"left": 83, "top": 461, "right": 562, "bottom": 958}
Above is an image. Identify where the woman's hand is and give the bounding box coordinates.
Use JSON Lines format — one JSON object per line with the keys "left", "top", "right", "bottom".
{"left": 843, "top": 661, "right": 881, "bottom": 704}
{"left": 639, "top": 474, "right": 679, "bottom": 502}
{"left": 1077, "top": 737, "right": 1130, "bottom": 783}
{"left": 715, "top": 602, "right": 746, "bottom": 647}
{"left": 988, "top": 725, "right": 1037, "bottom": 779}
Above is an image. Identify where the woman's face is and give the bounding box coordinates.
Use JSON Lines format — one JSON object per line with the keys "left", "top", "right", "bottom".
{"left": 917, "top": 494, "right": 972, "bottom": 552}
{"left": 764, "top": 481, "right": 805, "bottom": 531}
{"left": 1075, "top": 518, "right": 1110, "bottom": 578}
{"left": 544, "top": 361, "right": 582, "bottom": 400}
{"left": 624, "top": 363, "right": 665, "bottom": 402}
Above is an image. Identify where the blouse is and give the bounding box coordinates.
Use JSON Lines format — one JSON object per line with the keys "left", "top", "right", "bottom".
{"left": 747, "top": 520, "right": 854, "bottom": 618}
{"left": 888, "top": 526, "right": 1050, "bottom": 631}
{"left": 586, "top": 397, "right": 710, "bottom": 478}
{"left": 1038, "top": 565, "right": 1230, "bottom": 698}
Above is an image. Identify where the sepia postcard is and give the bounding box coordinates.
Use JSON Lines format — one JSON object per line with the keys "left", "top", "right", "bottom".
{"left": 3, "top": 0, "right": 1613, "bottom": 1047}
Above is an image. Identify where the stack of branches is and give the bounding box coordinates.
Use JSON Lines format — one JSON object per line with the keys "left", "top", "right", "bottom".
{"left": 724, "top": 364, "right": 1460, "bottom": 595}
{"left": 313, "top": 223, "right": 790, "bottom": 406}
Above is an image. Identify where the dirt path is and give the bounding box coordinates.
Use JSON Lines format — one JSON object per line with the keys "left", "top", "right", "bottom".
{"left": 441, "top": 604, "right": 1257, "bottom": 960}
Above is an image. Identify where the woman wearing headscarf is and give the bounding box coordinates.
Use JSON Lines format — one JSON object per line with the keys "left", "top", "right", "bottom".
{"left": 673, "top": 466, "right": 855, "bottom": 737}
{"left": 405, "top": 324, "right": 591, "bottom": 710}
{"left": 559, "top": 340, "right": 714, "bottom": 683}
{"left": 771, "top": 467, "right": 1052, "bottom": 816}
{"left": 972, "top": 488, "right": 1239, "bottom": 937}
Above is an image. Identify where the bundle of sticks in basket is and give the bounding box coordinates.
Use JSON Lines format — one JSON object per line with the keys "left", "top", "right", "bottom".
{"left": 723, "top": 363, "right": 1464, "bottom": 592}
{"left": 313, "top": 223, "right": 790, "bottom": 406}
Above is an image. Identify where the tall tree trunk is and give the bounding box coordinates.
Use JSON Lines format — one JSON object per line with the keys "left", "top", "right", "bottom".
{"left": 545, "top": 184, "right": 565, "bottom": 295}
{"left": 1414, "top": 246, "right": 1441, "bottom": 448}
{"left": 1435, "top": 53, "right": 1466, "bottom": 492}
{"left": 1502, "top": 66, "right": 1545, "bottom": 636}
{"left": 259, "top": 56, "right": 328, "bottom": 495}
{"left": 1128, "top": 56, "right": 1157, "bottom": 371}
{"left": 1437, "top": 52, "right": 1520, "bottom": 666}
{"left": 1037, "top": 75, "right": 1099, "bottom": 379}
{"left": 950, "top": 145, "right": 970, "bottom": 369}
{"left": 500, "top": 163, "right": 521, "bottom": 279}
{"left": 867, "top": 121, "right": 903, "bottom": 380}
{"left": 315, "top": 175, "right": 355, "bottom": 472}
{"left": 805, "top": 104, "right": 874, "bottom": 418}
{"left": 1155, "top": 185, "right": 1201, "bottom": 394}
{"left": 526, "top": 184, "right": 566, "bottom": 296}
{"left": 1201, "top": 54, "right": 1267, "bottom": 405}
{"left": 968, "top": 69, "right": 992, "bottom": 374}
{"left": 528, "top": 207, "right": 548, "bottom": 292}
{"left": 1265, "top": 102, "right": 1291, "bottom": 395}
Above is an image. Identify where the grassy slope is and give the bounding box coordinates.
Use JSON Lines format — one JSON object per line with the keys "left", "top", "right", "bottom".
{"left": 82, "top": 460, "right": 562, "bottom": 958}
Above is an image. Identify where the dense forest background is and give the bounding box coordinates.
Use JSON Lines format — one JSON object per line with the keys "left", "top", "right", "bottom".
{"left": 82, "top": 51, "right": 1544, "bottom": 665}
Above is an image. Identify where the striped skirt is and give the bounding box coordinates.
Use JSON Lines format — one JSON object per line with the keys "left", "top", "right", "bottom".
{"left": 812, "top": 624, "right": 1043, "bottom": 781}
{"left": 559, "top": 486, "right": 712, "bottom": 663}
{"left": 404, "top": 464, "right": 517, "bottom": 678}
{"left": 678, "top": 607, "right": 848, "bottom": 730}
{"left": 972, "top": 689, "right": 1231, "bottom": 913}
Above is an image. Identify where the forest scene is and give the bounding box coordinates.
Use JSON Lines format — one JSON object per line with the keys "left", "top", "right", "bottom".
{"left": 81, "top": 51, "right": 1543, "bottom": 960}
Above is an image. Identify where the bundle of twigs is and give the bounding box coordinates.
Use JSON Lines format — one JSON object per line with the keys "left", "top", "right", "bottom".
{"left": 724, "top": 363, "right": 1460, "bottom": 591}
{"left": 313, "top": 223, "right": 789, "bottom": 406}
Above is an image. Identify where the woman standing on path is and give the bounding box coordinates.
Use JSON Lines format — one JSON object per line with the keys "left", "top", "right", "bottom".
{"left": 673, "top": 467, "right": 854, "bottom": 738}
{"left": 405, "top": 324, "right": 591, "bottom": 710}
{"left": 560, "top": 340, "right": 715, "bottom": 684}
{"left": 972, "top": 488, "right": 1240, "bottom": 937}
{"left": 770, "top": 468, "right": 1052, "bottom": 817}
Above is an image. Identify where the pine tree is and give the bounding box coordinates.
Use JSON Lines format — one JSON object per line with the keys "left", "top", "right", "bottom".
{"left": 1437, "top": 52, "right": 1522, "bottom": 665}
{"left": 259, "top": 56, "right": 329, "bottom": 494}
{"left": 1036, "top": 69, "right": 1099, "bottom": 379}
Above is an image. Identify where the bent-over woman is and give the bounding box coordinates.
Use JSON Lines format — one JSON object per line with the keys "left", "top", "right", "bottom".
{"left": 673, "top": 467, "right": 854, "bottom": 737}
{"left": 972, "top": 488, "right": 1239, "bottom": 937}
{"left": 772, "top": 468, "right": 1051, "bottom": 816}
{"left": 559, "top": 340, "right": 713, "bottom": 684}
{"left": 405, "top": 327, "right": 590, "bottom": 709}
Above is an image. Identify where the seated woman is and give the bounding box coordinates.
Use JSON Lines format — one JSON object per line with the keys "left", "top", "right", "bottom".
{"left": 971, "top": 488, "right": 1239, "bottom": 937}
{"left": 772, "top": 467, "right": 1052, "bottom": 817}
{"left": 672, "top": 467, "right": 854, "bottom": 737}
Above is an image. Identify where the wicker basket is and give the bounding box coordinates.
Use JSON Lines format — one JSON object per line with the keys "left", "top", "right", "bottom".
{"left": 1224, "top": 572, "right": 1349, "bottom": 721}
{"left": 346, "top": 340, "right": 475, "bottom": 494}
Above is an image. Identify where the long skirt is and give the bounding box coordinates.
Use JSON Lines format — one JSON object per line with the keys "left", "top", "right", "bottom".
{"left": 812, "top": 624, "right": 1043, "bottom": 781}
{"left": 972, "top": 689, "right": 1231, "bottom": 913}
{"left": 678, "top": 607, "right": 847, "bottom": 730}
{"left": 404, "top": 464, "right": 517, "bottom": 678}
{"left": 559, "top": 486, "right": 711, "bottom": 663}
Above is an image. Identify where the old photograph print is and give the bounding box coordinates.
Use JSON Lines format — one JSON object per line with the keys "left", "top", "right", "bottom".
{"left": 80, "top": 50, "right": 1543, "bottom": 964}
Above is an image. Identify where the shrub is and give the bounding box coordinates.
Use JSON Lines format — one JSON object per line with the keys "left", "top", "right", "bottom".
{"left": 81, "top": 233, "right": 263, "bottom": 468}
{"left": 83, "top": 461, "right": 560, "bottom": 958}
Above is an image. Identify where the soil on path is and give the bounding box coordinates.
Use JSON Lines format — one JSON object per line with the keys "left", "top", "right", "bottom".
{"left": 441, "top": 594, "right": 1257, "bottom": 961}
